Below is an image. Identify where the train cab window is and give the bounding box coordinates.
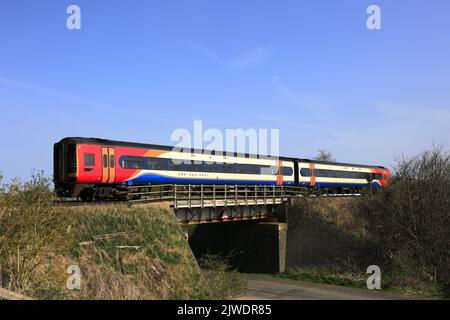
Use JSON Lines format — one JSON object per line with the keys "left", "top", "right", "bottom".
{"left": 110, "top": 155, "right": 115, "bottom": 168}
{"left": 84, "top": 154, "right": 95, "bottom": 167}
{"left": 103, "top": 155, "right": 108, "bottom": 168}
{"left": 67, "top": 145, "right": 77, "bottom": 174}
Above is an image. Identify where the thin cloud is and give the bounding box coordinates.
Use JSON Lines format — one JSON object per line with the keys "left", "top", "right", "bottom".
{"left": 189, "top": 43, "right": 270, "bottom": 69}
{"left": 311, "top": 101, "right": 450, "bottom": 167}
{"left": 0, "top": 76, "right": 122, "bottom": 113}
{"left": 230, "top": 47, "right": 270, "bottom": 69}
{"left": 374, "top": 102, "right": 450, "bottom": 124}
{"left": 189, "top": 42, "right": 225, "bottom": 65}
{"left": 272, "top": 77, "right": 331, "bottom": 112}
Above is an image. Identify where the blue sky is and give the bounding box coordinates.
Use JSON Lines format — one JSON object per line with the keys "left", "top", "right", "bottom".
{"left": 1, "top": 0, "right": 450, "bottom": 181}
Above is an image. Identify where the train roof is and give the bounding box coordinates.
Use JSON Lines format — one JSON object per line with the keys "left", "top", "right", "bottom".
{"left": 56, "top": 137, "right": 293, "bottom": 161}
{"left": 56, "top": 137, "right": 387, "bottom": 169}
{"left": 294, "top": 158, "right": 387, "bottom": 169}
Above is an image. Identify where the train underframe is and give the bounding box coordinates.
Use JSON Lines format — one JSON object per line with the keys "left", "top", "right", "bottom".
{"left": 57, "top": 182, "right": 373, "bottom": 202}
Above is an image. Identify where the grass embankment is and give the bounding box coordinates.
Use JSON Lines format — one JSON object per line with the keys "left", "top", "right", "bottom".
{"left": 283, "top": 198, "right": 375, "bottom": 291}
{"left": 0, "top": 172, "right": 245, "bottom": 300}
{"left": 284, "top": 197, "right": 448, "bottom": 298}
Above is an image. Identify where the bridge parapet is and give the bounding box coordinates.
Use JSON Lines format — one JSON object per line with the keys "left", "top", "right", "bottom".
{"left": 128, "top": 184, "right": 294, "bottom": 224}
{"left": 127, "top": 184, "right": 361, "bottom": 224}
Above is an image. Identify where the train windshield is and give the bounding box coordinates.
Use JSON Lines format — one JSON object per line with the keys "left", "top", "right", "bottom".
{"left": 67, "top": 144, "right": 77, "bottom": 175}
{"left": 53, "top": 142, "right": 77, "bottom": 182}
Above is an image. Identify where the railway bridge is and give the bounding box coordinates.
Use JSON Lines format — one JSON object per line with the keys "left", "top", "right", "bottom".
{"left": 127, "top": 184, "right": 300, "bottom": 224}
{"left": 127, "top": 184, "right": 360, "bottom": 223}
{"left": 125, "top": 184, "right": 361, "bottom": 273}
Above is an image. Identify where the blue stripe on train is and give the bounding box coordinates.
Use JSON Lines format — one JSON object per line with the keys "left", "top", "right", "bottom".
{"left": 299, "top": 182, "right": 380, "bottom": 188}
{"left": 315, "top": 182, "right": 368, "bottom": 188}
{"left": 125, "top": 173, "right": 381, "bottom": 188}
{"left": 126, "top": 173, "right": 295, "bottom": 186}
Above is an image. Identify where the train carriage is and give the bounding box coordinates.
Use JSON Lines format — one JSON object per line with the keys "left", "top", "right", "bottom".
{"left": 54, "top": 137, "right": 296, "bottom": 200}
{"left": 296, "top": 159, "right": 390, "bottom": 190}
{"left": 54, "top": 137, "right": 390, "bottom": 200}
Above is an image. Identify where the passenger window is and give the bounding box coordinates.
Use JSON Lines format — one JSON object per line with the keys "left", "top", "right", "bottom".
{"left": 110, "top": 155, "right": 115, "bottom": 168}
{"left": 282, "top": 167, "right": 293, "bottom": 176}
{"left": 84, "top": 154, "right": 95, "bottom": 167}
{"left": 222, "top": 163, "right": 235, "bottom": 173}
{"left": 300, "top": 168, "right": 311, "bottom": 177}
{"left": 103, "top": 155, "right": 108, "bottom": 168}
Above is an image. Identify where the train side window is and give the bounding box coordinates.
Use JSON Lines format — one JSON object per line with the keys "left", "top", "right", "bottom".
{"left": 282, "top": 167, "right": 293, "bottom": 176}
{"left": 213, "top": 162, "right": 223, "bottom": 173}
{"left": 192, "top": 162, "right": 204, "bottom": 172}
{"left": 84, "top": 154, "right": 95, "bottom": 167}
{"left": 246, "top": 164, "right": 259, "bottom": 174}
{"left": 203, "top": 162, "right": 216, "bottom": 172}
{"left": 183, "top": 161, "right": 199, "bottom": 172}
{"left": 222, "top": 163, "right": 235, "bottom": 174}
{"left": 270, "top": 166, "right": 279, "bottom": 175}
{"left": 236, "top": 164, "right": 248, "bottom": 174}
{"left": 146, "top": 158, "right": 166, "bottom": 170}
{"left": 103, "top": 155, "right": 108, "bottom": 168}
{"left": 110, "top": 155, "right": 115, "bottom": 168}
{"left": 259, "top": 165, "right": 273, "bottom": 175}
{"left": 127, "top": 157, "right": 144, "bottom": 169}
{"left": 167, "top": 159, "right": 185, "bottom": 171}
{"left": 300, "top": 168, "right": 311, "bottom": 177}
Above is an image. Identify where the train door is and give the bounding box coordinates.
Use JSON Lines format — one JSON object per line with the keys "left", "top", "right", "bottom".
{"left": 309, "top": 163, "right": 316, "bottom": 187}
{"left": 293, "top": 160, "right": 299, "bottom": 186}
{"left": 101, "top": 147, "right": 116, "bottom": 184}
{"left": 276, "top": 160, "right": 283, "bottom": 186}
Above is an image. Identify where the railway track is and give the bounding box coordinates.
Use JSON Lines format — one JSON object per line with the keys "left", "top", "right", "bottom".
{"left": 54, "top": 184, "right": 367, "bottom": 223}
{"left": 54, "top": 199, "right": 128, "bottom": 207}
{"left": 54, "top": 184, "right": 364, "bottom": 208}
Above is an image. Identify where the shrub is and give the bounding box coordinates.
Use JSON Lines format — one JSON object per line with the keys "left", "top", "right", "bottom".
{"left": 0, "top": 171, "right": 68, "bottom": 293}
{"left": 0, "top": 172, "right": 212, "bottom": 299}
{"left": 199, "top": 254, "right": 246, "bottom": 299}
{"left": 361, "top": 147, "right": 450, "bottom": 291}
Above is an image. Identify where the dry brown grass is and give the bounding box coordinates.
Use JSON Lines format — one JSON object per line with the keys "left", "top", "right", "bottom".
{"left": 292, "top": 198, "right": 367, "bottom": 237}
{"left": 0, "top": 174, "right": 212, "bottom": 300}
{"left": 199, "top": 254, "right": 246, "bottom": 300}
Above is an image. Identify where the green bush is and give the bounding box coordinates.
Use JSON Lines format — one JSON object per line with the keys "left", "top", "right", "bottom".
{"left": 199, "top": 254, "right": 246, "bottom": 300}
{"left": 0, "top": 171, "right": 68, "bottom": 293}
{"left": 360, "top": 147, "right": 450, "bottom": 294}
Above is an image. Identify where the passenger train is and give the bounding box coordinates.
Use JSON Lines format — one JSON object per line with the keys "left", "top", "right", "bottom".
{"left": 54, "top": 137, "right": 391, "bottom": 200}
